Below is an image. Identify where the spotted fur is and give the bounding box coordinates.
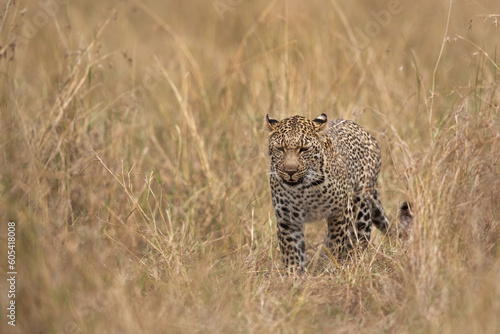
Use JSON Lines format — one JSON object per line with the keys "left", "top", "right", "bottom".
{"left": 266, "top": 114, "right": 409, "bottom": 271}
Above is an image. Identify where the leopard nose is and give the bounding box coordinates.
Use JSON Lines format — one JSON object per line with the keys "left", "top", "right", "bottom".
{"left": 285, "top": 170, "right": 296, "bottom": 177}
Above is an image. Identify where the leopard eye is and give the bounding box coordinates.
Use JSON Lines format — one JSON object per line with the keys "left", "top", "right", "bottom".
{"left": 275, "top": 146, "right": 284, "bottom": 152}
{"left": 299, "top": 146, "right": 312, "bottom": 153}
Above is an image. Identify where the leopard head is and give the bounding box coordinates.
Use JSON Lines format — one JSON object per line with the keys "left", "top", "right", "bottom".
{"left": 265, "top": 114, "right": 328, "bottom": 185}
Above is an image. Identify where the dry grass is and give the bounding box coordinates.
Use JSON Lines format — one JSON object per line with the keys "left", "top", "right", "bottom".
{"left": 1, "top": 0, "right": 499, "bottom": 333}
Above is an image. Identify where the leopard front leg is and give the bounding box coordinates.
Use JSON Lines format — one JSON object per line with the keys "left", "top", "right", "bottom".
{"left": 369, "top": 189, "right": 390, "bottom": 234}
{"left": 352, "top": 193, "right": 373, "bottom": 247}
{"left": 276, "top": 220, "right": 306, "bottom": 272}
{"left": 326, "top": 204, "right": 354, "bottom": 258}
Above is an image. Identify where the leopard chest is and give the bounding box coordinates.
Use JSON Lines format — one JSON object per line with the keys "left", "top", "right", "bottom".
{"left": 270, "top": 176, "right": 344, "bottom": 224}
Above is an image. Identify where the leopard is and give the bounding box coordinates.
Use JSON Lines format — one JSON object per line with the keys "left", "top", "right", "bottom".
{"left": 265, "top": 113, "right": 411, "bottom": 272}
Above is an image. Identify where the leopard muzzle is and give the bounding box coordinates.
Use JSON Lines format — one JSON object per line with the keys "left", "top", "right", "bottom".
{"left": 278, "top": 154, "right": 305, "bottom": 184}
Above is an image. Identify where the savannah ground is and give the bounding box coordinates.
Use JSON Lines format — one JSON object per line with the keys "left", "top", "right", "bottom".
{"left": 0, "top": 0, "right": 499, "bottom": 333}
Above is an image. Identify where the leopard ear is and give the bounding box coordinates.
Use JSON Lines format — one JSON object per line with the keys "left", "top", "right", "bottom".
{"left": 312, "top": 113, "right": 328, "bottom": 132}
{"left": 265, "top": 114, "right": 279, "bottom": 131}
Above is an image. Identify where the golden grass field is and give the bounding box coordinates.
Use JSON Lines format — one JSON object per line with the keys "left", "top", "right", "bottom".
{"left": 1, "top": 0, "right": 499, "bottom": 332}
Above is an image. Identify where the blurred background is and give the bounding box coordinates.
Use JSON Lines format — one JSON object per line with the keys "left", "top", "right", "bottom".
{"left": 0, "top": 0, "right": 499, "bottom": 332}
